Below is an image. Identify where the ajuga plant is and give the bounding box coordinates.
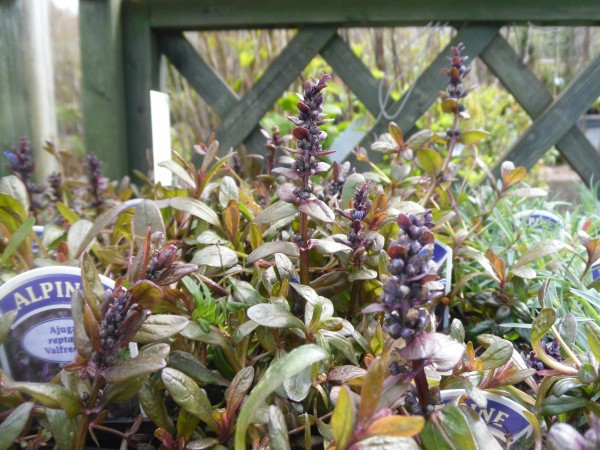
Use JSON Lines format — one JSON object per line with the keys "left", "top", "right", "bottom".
{"left": 3, "top": 138, "right": 45, "bottom": 214}
{"left": 4, "top": 42, "right": 600, "bottom": 450}
{"left": 272, "top": 74, "right": 336, "bottom": 285}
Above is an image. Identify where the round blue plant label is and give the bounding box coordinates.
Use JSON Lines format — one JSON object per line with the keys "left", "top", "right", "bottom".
{"left": 441, "top": 389, "right": 532, "bottom": 444}
{"left": 514, "top": 209, "right": 562, "bottom": 231}
{"left": 0, "top": 266, "right": 114, "bottom": 381}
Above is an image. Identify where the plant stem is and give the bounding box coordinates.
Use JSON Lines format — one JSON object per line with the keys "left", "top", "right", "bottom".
{"left": 413, "top": 360, "right": 430, "bottom": 409}
{"left": 74, "top": 374, "right": 104, "bottom": 450}
{"left": 421, "top": 113, "right": 460, "bottom": 206}
{"left": 299, "top": 211, "right": 309, "bottom": 284}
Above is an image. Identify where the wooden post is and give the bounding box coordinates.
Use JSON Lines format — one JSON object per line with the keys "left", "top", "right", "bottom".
{"left": 122, "top": 0, "right": 161, "bottom": 178}
{"left": 0, "top": 1, "right": 30, "bottom": 177}
{"left": 80, "top": 0, "right": 128, "bottom": 180}
{"left": 0, "top": 0, "right": 58, "bottom": 179}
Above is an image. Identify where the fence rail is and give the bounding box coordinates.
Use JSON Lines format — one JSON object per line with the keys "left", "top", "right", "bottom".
{"left": 79, "top": 0, "right": 600, "bottom": 183}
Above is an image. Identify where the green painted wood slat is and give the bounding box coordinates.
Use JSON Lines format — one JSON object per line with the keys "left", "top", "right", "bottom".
{"left": 158, "top": 32, "right": 267, "bottom": 154}
{"left": 147, "top": 0, "right": 600, "bottom": 29}
{"left": 480, "top": 35, "right": 600, "bottom": 183}
{"left": 213, "top": 28, "right": 337, "bottom": 153}
{"left": 358, "top": 26, "right": 500, "bottom": 153}
{"left": 495, "top": 53, "right": 600, "bottom": 176}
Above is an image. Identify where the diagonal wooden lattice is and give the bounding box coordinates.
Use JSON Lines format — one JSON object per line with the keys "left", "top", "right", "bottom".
{"left": 152, "top": 25, "right": 600, "bottom": 184}
{"left": 78, "top": 0, "right": 600, "bottom": 182}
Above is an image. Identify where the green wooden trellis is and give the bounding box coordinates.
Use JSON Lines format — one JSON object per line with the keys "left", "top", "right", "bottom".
{"left": 80, "top": 0, "right": 600, "bottom": 183}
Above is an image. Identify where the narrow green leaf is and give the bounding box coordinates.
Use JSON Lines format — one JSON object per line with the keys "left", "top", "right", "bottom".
{"left": 332, "top": 386, "right": 355, "bottom": 450}
{"left": 247, "top": 303, "right": 306, "bottom": 331}
{"left": 247, "top": 241, "right": 299, "bottom": 263}
{"left": 139, "top": 378, "right": 175, "bottom": 434}
{"left": 133, "top": 200, "right": 166, "bottom": 249}
{"left": 219, "top": 176, "right": 239, "bottom": 209}
{"left": 169, "top": 351, "right": 230, "bottom": 386}
{"left": 1, "top": 216, "right": 34, "bottom": 264}
{"left": 105, "top": 343, "right": 169, "bottom": 383}
{"left": 254, "top": 201, "right": 297, "bottom": 225}
{"left": 0, "top": 310, "right": 17, "bottom": 345}
{"left": 0, "top": 402, "right": 34, "bottom": 450}
{"left": 134, "top": 315, "right": 189, "bottom": 343}
{"left": 584, "top": 322, "right": 600, "bottom": 361}
{"left": 46, "top": 408, "right": 76, "bottom": 450}
{"left": 268, "top": 405, "right": 291, "bottom": 450}
{"left": 0, "top": 175, "right": 29, "bottom": 212}
{"left": 358, "top": 359, "right": 383, "bottom": 423}
{"left": 56, "top": 201, "right": 80, "bottom": 224}
{"left": 6, "top": 382, "right": 80, "bottom": 417}
{"left": 226, "top": 366, "right": 254, "bottom": 418}
{"left": 420, "top": 404, "right": 477, "bottom": 450}
{"left": 459, "top": 129, "right": 489, "bottom": 145}
{"left": 341, "top": 173, "right": 366, "bottom": 209}
{"left": 162, "top": 367, "right": 218, "bottom": 430}
{"left": 416, "top": 148, "right": 443, "bottom": 175}
{"left": 75, "top": 203, "right": 131, "bottom": 257}
{"left": 170, "top": 197, "right": 220, "bottom": 227}
{"left": 477, "top": 338, "right": 513, "bottom": 370}
{"left": 234, "top": 345, "right": 328, "bottom": 450}
{"left": 514, "top": 240, "right": 568, "bottom": 268}
{"left": 531, "top": 308, "right": 556, "bottom": 343}
{"left": 158, "top": 160, "right": 196, "bottom": 188}
{"left": 364, "top": 415, "right": 424, "bottom": 438}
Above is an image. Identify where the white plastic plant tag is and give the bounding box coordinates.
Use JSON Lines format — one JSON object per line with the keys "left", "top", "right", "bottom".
{"left": 432, "top": 241, "right": 452, "bottom": 295}
{"left": 150, "top": 90, "right": 173, "bottom": 186}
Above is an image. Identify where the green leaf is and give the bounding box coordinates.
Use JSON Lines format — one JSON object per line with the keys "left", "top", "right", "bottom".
{"left": 247, "top": 304, "right": 306, "bottom": 331}
{"left": 231, "top": 321, "right": 259, "bottom": 345}
{"left": 459, "top": 129, "right": 489, "bottom": 145}
{"left": 247, "top": 241, "right": 299, "bottom": 263}
{"left": 358, "top": 359, "right": 383, "bottom": 423}
{"left": 348, "top": 269, "right": 377, "bottom": 282}
{"left": 169, "top": 351, "right": 230, "bottom": 386}
{"left": 80, "top": 252, "right": 104, "bottom": 320}
{"left": 364, "top": 415, "right": 424, "bottom": 438}
{"left": 6, "top": 381, "right": 80, "bottom": 417}
{"left": 187, "top": 438, "right": 221, "bottom": 450}
{"left": 226, "top": 366, "right": 255, "bottom": 417}
{"left": 0, "top": 310, "right": 17, "bottom": 345}
{"left": 326, "top": 332, "right": 358, "bottom": 365}
{"left": 180, "top": 322, "right": 229, "bottom": 349}
{"left": 162, "top": 367, "right": 218, "bottom": 430}
{"left": 332, "top": 386, "right": 355, "bottom": 450}
{"left": 170, "top": 197, "right": 220, "bottom": 227}
{"left": 234, "top": 345, "right": 329, "bottom": 450}
{"left": 219, "top": 176, "right": 239, "bottom": 209}
{"left": 0, "top": 402, "right": 34, "bottom": 450}
{"left": 191, "top": 245, "right": 238, "bottom": 269}
{"left": 103, "top": 374, "right": 149, "bottom": 404}
{"left": 138, "top": 378, "right": 175, "bottom": 434}
{"left": 158, "top": 160, "right": 196, "bottom": 188}
{"left": 70, "top": 290, "right": 92, "bottom": 357}
{"left": 105, "top": 343, "right": 169, "bottom": 383}
{"left": 585, "top": 322, "right": 600, "bottom": 361}
{"left": 356, "top": 436, "right": 420, "bottom": 449}
{"left": 0, "top": 175, "right": 29, "bottom": 212}
{"left": 268, "top": 405, "right": 291, "bottom": 450}
{"left": 341, "top": 173, "right": 366, "bottom": 209}
{"left": 133, "top": 200, "right": 166, "bottom": 249}
{"left": 134, "top": 314, "right": 189, "bottom": 343}
{"left": 298, "top": 199, "right": 335, "bottom": 223}
{"left": 312, "top": 239, "right": 352, "bottom": 255}
{"left": 450, "top": 319, "right": 465, "bottom": 343}
{"left": 540, "top": 395, "right": 590, "bottom": 416}
{"left": 1, "top": 216, "right": 34, "bottom": 264}
{"left": 74, "top": 203, "right": 131, "bottom": 257}
{"left": 416, "top": 148, "right": 443, "bottom": 175}
{"left": 531, "top": 308, "right": 556, "bottom": 343}
{"left": 507, "top": 187, "right": 548, "bottom": 198}
{"left": 67, "top": 219, "right": 94, "bottom": 259}
{"left": 283, "top": 365, "right": 312, "bottom": 402}
{"left": 46, "top": 408, "right": 75, "bottom": 450}
{"left": 513, "top": 240, "right": 568, "bottom": 268}
{"left": 477, "top": 338, "right": 513, "bottom": 370}
{"left": 56, "top": 201, "right": 80, "bottom": 224}
{"left": 460, "top": 405, "right": 503, "bottom": 449}
{"left": 255, "top": 201, "right": 297, "bottom": 225}
{"left": 406, "top": 129, "right": 433, "bottom": 149}
{"left": 420, "top": 404, "right": 477, "bottom": 450}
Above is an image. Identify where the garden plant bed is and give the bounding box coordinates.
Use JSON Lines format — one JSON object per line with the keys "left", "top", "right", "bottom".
{"left": 0, "top": 43, "right": 599, "bottom": 450}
